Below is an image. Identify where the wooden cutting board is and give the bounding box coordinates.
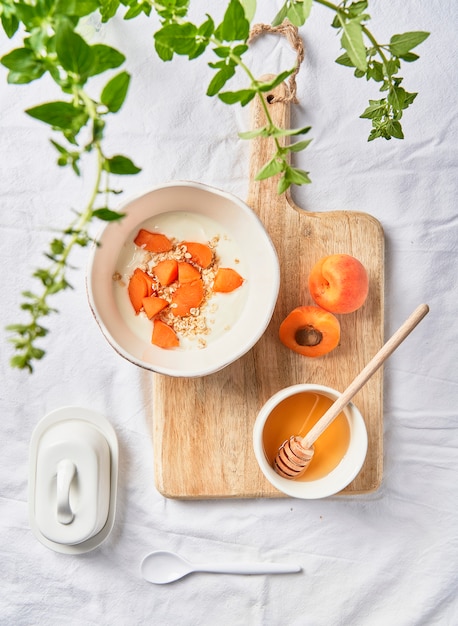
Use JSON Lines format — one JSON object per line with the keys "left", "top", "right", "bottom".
{"left": 149, "top": 79, "right": 385, "bottom": 499}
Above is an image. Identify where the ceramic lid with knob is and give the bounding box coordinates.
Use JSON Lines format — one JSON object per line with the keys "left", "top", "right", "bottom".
{"left": 29, "top": 406, "right": 118, "bottom": 554}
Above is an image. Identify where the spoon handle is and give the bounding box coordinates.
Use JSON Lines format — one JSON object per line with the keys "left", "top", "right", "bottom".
{"left": 301, "top": 303, "right": 429, "bottom": 448}
{"left": 195, "top": 561, "right": 301, "bottom": 575}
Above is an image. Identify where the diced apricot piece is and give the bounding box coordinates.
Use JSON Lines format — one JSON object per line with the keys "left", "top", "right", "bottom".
{"left": 153, "top": 259, "right": 178, "bottom": 286}
{"left": 171, "top": 279, "right": 204, "bottom": 317}
{"left": 181, "top": 241, "right": 213, "bottom": 268}
{"left": 142, "top": 295, "right": 169, "bottom": 319}
{"left": 213, "top": 267, "right": 244, "bottom": 293}
{"left": 134, "top": 228, "right": 173, "bottom": 253}
{"left": 128, "top": 268, "right": 154, "bottom": 313}
{"left": 151, "top": 319, "right": 179, "bottom": 349}
{"left": 279, "top": 306, "right": 340, "bottom": 357}
{"left": 178, "top": 261, "right": 201, "bottom": 283}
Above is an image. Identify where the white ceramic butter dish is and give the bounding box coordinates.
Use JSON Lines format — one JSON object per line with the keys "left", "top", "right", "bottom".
{"left": 29, "top": 406, "right": 118, "bottom": 554}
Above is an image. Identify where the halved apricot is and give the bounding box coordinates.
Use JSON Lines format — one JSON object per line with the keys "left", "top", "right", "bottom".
{"left": 279, "top": 306, "right": 340, "bottom": 357}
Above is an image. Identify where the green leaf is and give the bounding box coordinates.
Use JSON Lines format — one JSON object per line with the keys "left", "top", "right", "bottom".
{"left": 1, "top": 48, "right": 46, "bottom": 83}
{"left": 1, "top": 12, "right": 20, "bottom": 38}
{"left": 270, "top": 125, "right": 311, "bottom": 137}
{"left": 26, "top": 101, "right": 88, "bottom": 132}
{"left": 240, "top": 0, "right": 256, "bottom": 21}
{"left": 213, "top": 46, "right": 231, "bottom": 58}
{"left": 288, "top": 0, "right": 313, "bottom": 27}
{"left": 387, "top": 120, "right": 404, "bottom": 139}
{"left": 198, "top": 15, "right": 214, "bottom": 39}
{"left": 347, "top": 1, "right": 368, "bottom": 17}
{"left": 335, "top": 52, "right": 355, "bottom": 68}
{"left": 90, "top": 44, "right": 125, "bottom": 76}
{"left": 54, "top": 0, "right": 100, "bottom": 17}
{"left": 92, "top": 208, "right": 126, "bottom": 221}
{"left": 255, "top": 157, "right": 284, "bottom": 180}
{"left": 154, "top": 22, "right": 200, "bottom": 59}
{"left": 105, "top": 155, "right": 141, "bottom": 175}
{"left": 398, "top": 52, "right": 419, "bottom": 63}
{"left": 277, "top": 173, "right": 291, "bottom": 195}
{"left": 340, "top": 19, "right": 367, "bottom": 71}
{"left": 101, "top": 71, "right": 130, "bottom": 112}
{"left": 154, "top": 39, "right": 174, "bottom": 62}
{"left": 389, "top": 31, "right": 429, "bottom": 57}
{"left": 288, "top": 139, "right": 312, "bottom": 152}
{"left": 50, "top": 239, "right": 65, "bottom": 255}
{"left": 217, "top": 0, "right": 250, "bottom": 42}
{"left": 99, "top": 0, "right": 120, "bottom": 22}
{"left": 367, "top": 60, "right": 384, "bottom": 82}
{"left": 388, "top": 85, "right": 406, "bottom": 111}
{"left": 55, "top": 21, "right": 94, "bottom": 80}
{"left": 403, "top": 91, "right": 417, "bottom": 108}
{"left": 284, "top": 166, "right": 311, "bottom": 185}
{"left": 257, "top": 69, "right": 294, "bottom": 92}
{"left": 207, "top": 65, "right": 236, "bottom": 96}
{"left": 272, "top": 4, "right": 288, "bottom": 27}
{"left": 238, "top": 126, "right": 269, "bottom": 139}
{"left": 124, "top": 2, "right": 152, "bottom": 19}
{"left": 359, "top": 99, "right": 386, "bottom": 119}
{"left": 218, "top": 88, "right": 256, "bottom": 106}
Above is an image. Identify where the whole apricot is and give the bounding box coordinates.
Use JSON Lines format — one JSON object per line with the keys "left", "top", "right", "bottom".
{"left": 308, "top": 254, "right": 368, "bottom": 314}
{"left": 279, "top": 306, "right": 340, "bottom": 357}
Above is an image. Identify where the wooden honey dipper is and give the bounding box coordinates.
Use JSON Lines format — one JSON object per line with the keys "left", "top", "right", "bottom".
{"left": 274, "top": 304, "right": 430, "bottom": 479}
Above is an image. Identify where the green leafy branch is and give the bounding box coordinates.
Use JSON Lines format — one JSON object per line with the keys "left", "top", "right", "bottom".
{"left": 1, "top": 2, "right": 141, "bottom": 371}
{"left": 151, "top": 0, "right": 312, "bottom": 194}
{"left": 274, "top": 0, "right": 429, "bottom": 140}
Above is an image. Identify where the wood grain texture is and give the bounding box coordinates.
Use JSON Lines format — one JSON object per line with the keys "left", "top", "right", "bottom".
{"left": 149, "top": 79, "right": 385, "bottom": 499}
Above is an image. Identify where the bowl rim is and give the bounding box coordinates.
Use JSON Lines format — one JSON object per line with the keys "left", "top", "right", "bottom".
{"left": 253, "top": 383, "right": 368, "bottom": 499}
{"left": 86, "top": 180, "right": 280, "bottom": 377}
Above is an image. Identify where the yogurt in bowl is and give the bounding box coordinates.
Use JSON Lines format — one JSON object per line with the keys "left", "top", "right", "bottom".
{"left": 114, "top": 210, "right": 247, "bottom": 351}
{"left": 87, "top": 181, "right": 280, "bottom": 377}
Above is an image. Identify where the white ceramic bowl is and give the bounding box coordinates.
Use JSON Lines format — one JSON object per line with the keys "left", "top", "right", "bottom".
{"left": 87, "top": 181, "right": 279, "bottom": 377}
{"left": 253, "top": 384, "right": 368, "bottom": 499}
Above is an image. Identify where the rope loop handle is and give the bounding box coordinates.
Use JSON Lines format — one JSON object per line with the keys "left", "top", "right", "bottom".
{"left": 248, "top": 20, "right": 304, "bottom": 103}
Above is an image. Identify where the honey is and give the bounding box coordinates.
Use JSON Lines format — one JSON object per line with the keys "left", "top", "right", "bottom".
{"left": 262, "top": 391, "right": 351, "bottom": 481}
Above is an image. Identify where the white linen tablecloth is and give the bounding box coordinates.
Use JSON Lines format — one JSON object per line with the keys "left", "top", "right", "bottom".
{"left": 1, "top": 2, "right": 457, "bottom": 624}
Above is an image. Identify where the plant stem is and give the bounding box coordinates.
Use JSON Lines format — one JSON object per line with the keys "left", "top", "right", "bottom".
{"left": 223, "top": 41, "right": 284, "bottom": 151}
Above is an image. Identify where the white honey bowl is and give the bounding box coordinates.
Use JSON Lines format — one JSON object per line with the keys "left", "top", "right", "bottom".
{"left": 253, "top": 384, "right": 368, "bottom": 499}
{"left": 87, "top": 181, "right": 280, "bottom": 377}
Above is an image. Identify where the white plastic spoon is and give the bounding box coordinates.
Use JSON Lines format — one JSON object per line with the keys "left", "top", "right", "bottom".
{"left": 141, "top": 550, "right": 301, "bottom": 584}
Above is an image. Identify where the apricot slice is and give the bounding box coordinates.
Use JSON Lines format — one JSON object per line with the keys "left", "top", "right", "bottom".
{"left": 181, "top": 241, "right": 213, "bottom": 268}
{"left": 153, "top": 259, "right": 178, "bottom": 286}
{"left": 142, "top": 295, "right": 169, "bottom": 319}
{"left": 134, "top": 228, "right": 173, "bottom": 253}
{"left": 213, "top": 267, "right": 244, "bottom": 293}
{"left": 171, "top": 279, "right": 204, "bottom": 317}
{"left": 151, "top": 319, "right": 179, "bottom": 349}
{"left": 279, "top": 306, "right": 340, "bottom": 357}
{"left": 178, "top": 261, "right": 201, "bottom": 283}
{"left": 308, "top": 254, "right": 368, "bottom": 314}
{"left": 128, "top": 268, "right": 154, "bottom": 313}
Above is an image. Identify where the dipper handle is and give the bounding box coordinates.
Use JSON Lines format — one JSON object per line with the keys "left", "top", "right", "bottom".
{"left": 301, "top": 304, "right": 429, "bottom": 449}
